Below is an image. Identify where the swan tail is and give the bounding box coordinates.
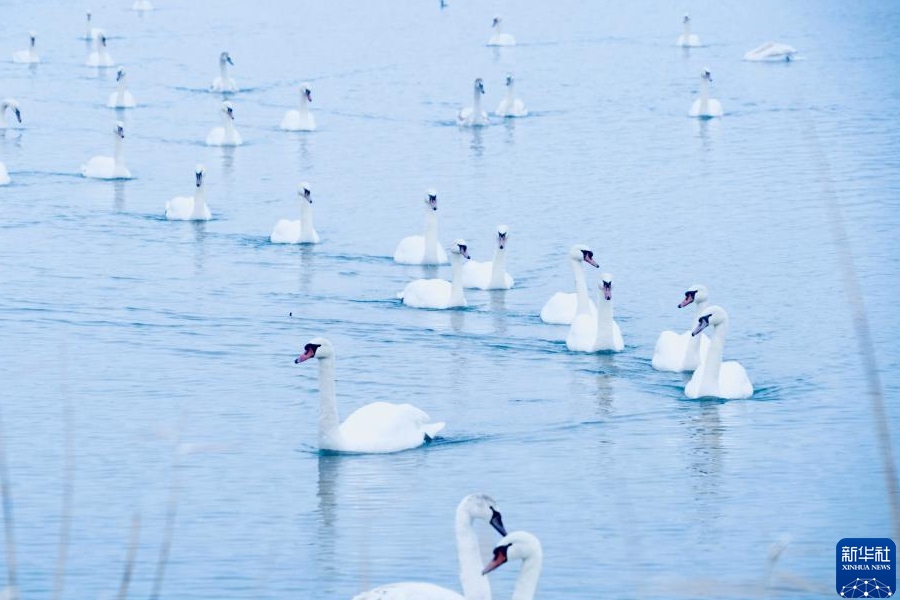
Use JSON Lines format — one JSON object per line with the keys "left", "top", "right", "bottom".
{"left": 423, "top": 422, "right": 446, "bottom": 441}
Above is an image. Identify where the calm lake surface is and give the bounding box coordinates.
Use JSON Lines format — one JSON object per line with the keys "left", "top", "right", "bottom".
{"left": 1, "top": 0, "right": 898, "bottom": 598}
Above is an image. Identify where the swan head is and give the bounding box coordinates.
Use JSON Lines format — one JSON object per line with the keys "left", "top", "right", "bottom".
{"left": 482, "top": 531, "right": 543, "bottom": 575}
{"left": 424, "top": 189, "right": 438, "bottom": 211}
{"left": 458, "top": 494, "right": 507, "bottom": 536}
{"left": 692, "top": 305, "right": 728, "bottom": 336}
{"left": 114, "top": 121, "right": 125, "bottom": 139}
{"left": 504, "top": 73, "right": 515, "bottom": 87}
{"left": 701, "top": 68, "right": 712, "bottom": 82}
{"left": 301, "top": 83, "right": 312, "bottom": 102}
{"left": 100, "top": 33, "right": 108, "bottom": 47}
{"left": 492, "top": 15, "right": 502, "bottom": 28}
{"left": 679, "top": 284, "right": 708, "bottom": 308}
{"left": 474, "top": 78, "right": 485, "bottom": 94}
{"left": 195, "top": 165, "right": 204, "bottom": 187}
{"left": 451, "top": 239, "right": 470, "bottom": 260}
{"left": 496, "top": 225, "right": 509, "bottom": 249}
{"left": 294, "top": 337, "right": 333, "bottom": 363}
{"left": 569, "top": 245, "right": 599, "bottom": 268}
{"left": 116, "top": 67, "right": 126, "bottom": 82}
{"left": 86, "top": 10, "right": 92, "bottom": 21}
{"left": 29, "top": 32, "right": 36, "bottom": 46}
{"left": 221, "top": 101, "right": 235, "bottom": 120}
{"left": 220, "top": 51, "right": 233, "bottom": 66}
{"left": 2, "top": 100, "right": 22, "bottom": 123}
{"left": 298, "top": 182, "right": 312, "bottom": 203}
{"left": 683, "top": 14, "right": 691, "bottom": 24}
{"left": 599, "top": 273, "right": 613, "bottom": 301}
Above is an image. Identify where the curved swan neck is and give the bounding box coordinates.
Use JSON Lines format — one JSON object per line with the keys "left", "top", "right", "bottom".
{"left": 512, "top": 554, "right": 542, "bottom": 600}
{"left": 316, "top": 356, "right": 342, "bottom": 448}
{"left": 489, "top": 246, "right": 507, "bottom": 289}
{"left": 570, "top": 260, "right": 590, "bottom": 316}
{"left": 300, "top": 200, "right": 315, "bottom": 237}
{"left": 701, "top": 321, "right": 727, "bottom": 388}
{"left": 423, "top": 209, "right": 439, "bottom": 263}
{"left": 455, "top": 511, "right": 492, "bottom": 600}
{"left": 450, "top": 253, "right": 466, "bottom": 305}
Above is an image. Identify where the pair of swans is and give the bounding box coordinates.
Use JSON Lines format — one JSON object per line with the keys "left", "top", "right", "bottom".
{"left": 12, "top": 32, "right": 39, "bottom": 64}
{"left": 206, "top": 102, "right": 243, "bottom": 146}
{"left": 462, "top": 226, "right": 514, "bottom": 290}
{"left": 165, "top": 166, "right": 211, "bottom": 221}
{"left": 107, "top": 67, "right": 136, "bottom": 108}
{"left": 294, "top": 338, "right": 444, "bottom": 453}
{"left": 82, "top": 121, "right": 131, "bottom": 179}
{"left": 211, "top": 52, "right": 236, "bottom": 92}
{"left": 744, "top": 42, "right": 797, "bottom": 62}
{"left": 676, "top": 14, "right": 700, "bottom": 47}
{"left": 280, "top": 84, "right": 316, "bottom": 131}
{"left": 86, "top": 33, "right": 114, "bottom": 67}
{"left": 652, "top": 285, "right": 711, "bottom": 372}
{"left": 270, "top": 182, "right": 320, "bottom": 243}
{"left": 0, "top": 99, "right": 22, "bottom": 129}
{"left": 689, "top": 69, "right": 722, "bottom": 118}
{"left": 394, "top": 190, "right": 449, "bottom": 264}
{"left": 487, "top": 16, "right": 515, "bottom": 46}
{"left": 399, "top": 241, "right": 470, "bottom": 309}
{"left": 565, "top": 273, "right": 624, "bottom": 353}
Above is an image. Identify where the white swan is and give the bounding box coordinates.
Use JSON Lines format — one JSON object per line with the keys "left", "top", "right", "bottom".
{"left": 86, "top": 33, "right": 114, "bottom": 67}
{"left": 280, "top": 83, "right": 316, "bottom": 131}
{"left": 487, "top": 16, "right": 515, "bottom": 46}
{"left": 689, "top": 69, "right": 723, "bottom": 118}
{"left": 458, "top": 78, "right": 489, "bottom": 127}
{"left": 685, "top": 306, "right": 753, "bottom": 399}
{"left": 83, "top": 11, "right": 103, "bottom": 41}
{"left": 270, "top": 182, "right": 319, "bottom": 244}
{"left": 399, "top": 240, "right": 470, "bottom": 309}
{"left": 12, "top": 32, "right": 40, "bottom": 64}
{"left": 0, "top": 100, "right": 22, "bottom": 129}
{"left": 0, "top": 162, "right": 9, "bottom": 186}
{"left": 351, "top": 493, "right": 508, "bottom": 600}
{"left": 481, "top": 531, "right": 543, "bottom": 600}
{"left": 165, "top": 166, "right": 211, "bottom": 221}
{"left": 393, "top": 189, "right": 449, "bottom": 265}
{"left": 131, "top": 0, "right": 153, "bottom": 11}
{"left": 81, "top": 121, "right": 131, "bottom": 179}
{"left": 206, "top": 101, "right": 243, "bottom": 146}
{"left": 539, "top": 245, "right": 599, "bottom": 325}
{"left": 651, "top": 284, "right": 712, "bottom": 372}
{"left": 744, "top": 41, "right": 797, "bottom": 62}
{"left": 294, "top": 337, "right": 445, "bottom": 453}
{"left": 210, "top": 52, "right": 236, "bottom": 92}
{"left": 495, "top": 74, "right": 527, "bottom": 118}
{"left": 676, "top": 14, "right": 700, "bottom": 47}
{"left": 462, "top": 226, "right": 514, "bottom": 290}
{"left": 107, "top": 67, "right": 136, "bottom": 108}
{"left": 566, "top": 274, "right": 624, "bottom": 352}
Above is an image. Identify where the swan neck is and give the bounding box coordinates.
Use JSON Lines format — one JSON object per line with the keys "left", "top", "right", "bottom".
{"left": 596, "top": 292, "right": 614, "bottom": 335}
{"left": 220, "top": 61, "right": 228, "bottom": 80}
{"left": 455, "top": 511, "right": 492, "bottom": 600}
{"left": 702, "top": 322, "right": 727, "bottom": 388}
{"left": 114, "top": 134, "right": 124, "bottom": 169}
{"left": 489, "top": 246, "right": 507, "bottom": 288}
{"left": 423, "top": 209, "right": 439, "bottom": 263}
{"left": 505, "top": 85, "right": 515, "bottom": 103}
{"left": 300, "top": 93, "right": 310, "bottom": 114}
{"left": 450, "top": 254, "right": 466, "bottom": 305}
{"left": 473, "top": 88, "right": 482, "bottom": 114}
{"left": 317, "top": 357, "right": 342, "bottom": 448}
{"left": 191, "top": 184, "right": 206, "bottom": 219}
{"left": 699, "top": 77, "right": 709, "bottom": 112}
{"left": 683, "top": 21, "right": 691, "bottom": 38}
{"left": 511, "top": 554, "right": 542, "bottom": 600}
{"left": 301, "top": 200, "right": 315, "bottom": 237}
{"left": 570, "top": 260, "right": 591, "bottom": 316}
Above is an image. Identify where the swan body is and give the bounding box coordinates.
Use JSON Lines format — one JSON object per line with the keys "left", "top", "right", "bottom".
{"left": 566, "top": 274, "right": 624, "bottom": 352}
{"left": 210, "top": 51, "right": 236, "bottom": 92}
{"left": 271, "top": 182, "right": 319, "bottom": 243}
{"left": 652, "top": 284, "right": 712, "bottom": 372}
{"left": 165, "top": 166, "right": 211, "bottom": 221}
{"left": 487, "top": 16, "right": 516, "bottom": 46}
{"left": 131, "top": 0, "right": 153, "bottom": 10}
{"left": 81, "top": 121, "right": 131, "bottom": 179}
{"left": 83, "top": 11, "right": 103, "bottom": 40}
{"left": 462, "top": 226, "right": 514, "bottom": 289}
{"left": 294, "top": 338, "right": 445, "bottom": 453}
{"left": 107, "top": 67, "right": 136, "bottom": 108}
{"left": 86, "top": 33, "right": 114, "bottom": 67}
{"left": 689, "top": 68, "right": 723, "bottom": 118}
{"left": 399, "top": 240, "right": 470, "bottom": 309}
{"left": 0, "top": 163, "right": 9, "bottom": 186}
{"left": 744, "top": 41, "right": 797, "bottom": 62}
{"left": 685, "top": 306, "right": 753, "bottom": 399}
{"left": 280, "top": 83, "right": 316, "bottom": 131}
{"left": 676, "top": 15, "right": 700, "bottom": 47}
{"left": 12, "top": 32, "right": 40, "bottom": 64}
{"left": 0, "top": 100, "right": 22, "bottom": 130}
{"left": 540, "top": 245, "right": 599, "bottom": 324}
{"left": 481, "top": 531, "right": 543, "bottom": 600}
{"left": 206, "top": 101, "right": 243, "bottom": 146}
{"left": 458, "top": 78, "right": 489, "bottom": 127}
{"left": 394, "top": 189, "right": 449, "bottom": 264}
{"left": 495, "top": 74, "right": 527, "bottom": 118}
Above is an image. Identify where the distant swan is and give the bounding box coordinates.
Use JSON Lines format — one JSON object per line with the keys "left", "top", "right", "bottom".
{"left": 744, "top": 42, "right": 797, "bottom": 62}
{"left": 280, "top": 83, "right": 316, "bottom": 131}
{"left": 566, "top": 274, "right": 624, "bottom": 352}
{"left": 0, "top": 162, "right": 9, "bottom": 186}
{"left": 81, "top": 121, "right": 131, "bottom": 179}
{"left": 165, "top": 166, "right": 211, "bottom": 221}
{"left": 540, "top": 245, "right": 599, "bottom": 324}
{"left": 685, "top": 306, "right": 753, "bottom": 399}
{"left": 107, "top": 67, "right": 136, "bottom": 108}
{"left": 294, "top": 337, "right": 445, "bottom": 453}
{"left": 12, "top": 32, "right": 40, "bottom": 64}
{"left": 83, "top": 11, "right": 103, "bottom": 41}
{"left": 495, "top": 73, "right": 527, "bottom": 118}
{"left": 0, "top": 99, "right": 22, "bottom": 129}
{"left": 458, "top": 78, "right": 489, "bottom": 127}
{"left": 399, "top": 240, "right": 470, "bottom": 309}
{"left": 652, "top": 284, "right": 712, "bottom": 372}
{"left": 131, "top": 0, "right": 153, "bottom": 11}
{"left": 487, "top": 15, "right": 516, "bottom": 46}
{"left": 689, "top": 68, "right": 722, "bottom": 118}
{"left": 676, "top": 15, "right": 700, "bottom": 47}
{"left": 480, "top": 531, "right": 543, "bottom": 600}
{"left": 393, "top": 189, "right": 449, "bottom": 265}
{"left": 86, "top": 33, "right": 114, "bottom": 67}
{"left": 462, "top": 225, "right": 514, "bottom": 290}
{"left": 271, "top": 182, "right": 320, "bottom": 244}
{"left": 206, "top": 101, "right": 243, "bottom": 146}
{"left": 210, "top": 52, "right": 236, "bottom": 92}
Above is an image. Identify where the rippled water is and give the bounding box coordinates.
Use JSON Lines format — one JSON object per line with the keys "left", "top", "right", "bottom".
{"left": 1, "top": 0, "right": 898, "bottom": 598}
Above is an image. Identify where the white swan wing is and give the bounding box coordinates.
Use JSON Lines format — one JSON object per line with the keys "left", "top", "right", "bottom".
{"left": 352, "top": 582, "right": 464, "bottom": 600}
{"left": 461, "top": 259, "right": 491, "bottom": 288}
{"left": 719, "top": 361, "right": 754, "bottom": 399}
{"left": 339, "top": 402, "right": 445, "bottom": 453}
{"left": 107, "top": 91, "right": 136, "bottom": 108}
{"left": 280, "top": 110, "right": 316, "bottom": 131}
{"left": 206, "top": 127, "right": 225, "bottom": 146}
{"left": 394, "top": 236, "right": 448, "bottom": 265}
{"left": 270, "top": 219, "right": 302, "bottom": 243}
{"left": 165, "top": 196, "right": 195, "bottom": 220}
{"left": 488, "top": 33, "right": 516, "bottom": 46}
{"left": 540, "top": 292, "right": 597, "bottom": 324}
{"left": 565, "top": 313, "right": 596, "bottom": 352}
{"left": 592, "top": 320, "right": 624, "bottom": 352}
{"left": 399, "top": 279, "right": 453, "bottom": 309}
{"left": 652, "top": 330, "right": 690, "bottom": 371}
{"left": 82, "top": 156, "right": 115, "bottom": 179}
{"left": 211, "top": 77, "right": 237, "bottom": 92}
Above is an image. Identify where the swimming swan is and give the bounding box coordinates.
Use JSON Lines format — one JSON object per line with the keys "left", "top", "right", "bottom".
{"left": 462, "top": 226, "right": 514, "bottom": 290}
{"left": 676, "top": 14, "right": 700, "bottom": 47}
{"left": 458, "top": 78, "right": 489, "bottom": 127}
{"left": 0, "top": 162, "right": 9, "bottom": 186}
{"left": 684, "top": 306, "right": 753, "bottom": 399}
{"left": 689, "top": 69, "right": 722, "bottom": 118}
{"left": 83, "top": 11, "right": 103, "bottom": 41}
{"left": 393, "top": 189, "right": 449, "bottom": 265}
{"left": 165, "top": 166, "right": 211, "bottom": 221}
{"left": 480, "top": 531, "right": 543, "bottom": 600}
{"left": 86, "top": 33, "right": 114, "bottom": 67}
{"left": 495, "top": 73, "right": 527, "bottom": 118}
{"left": 744, "top": 42, "right": 797, "bottom": 62}
{"left": 351, "top": 494, "right": 508, "bottom": 600}
{"left": 280, "top": 83, "right": 316, "bottom": 131}
{"left": 566, "top": 274, "right": 624, "bottom": 352}
{"left": 0, "top": 99, "right": 22, "bottom": 129}
{"left": 487, "top": 16, "right": 516, "bottom": 46}
{"left": 651, "top": 284, "right": 712, "bottom": 372}
{"left": 399, "top": 240, "right": 470, "bottom": 309}
{"left": 81, "top": 121, "right": 131, "bottom": 179}
{"left": 107, "top": 67, "right": 137, "bottom": 108}
{"left": 210, "top": 52, "right": 236, "bottom": 92}
{"left": 270, "top": 182, "right": 320, "bottom": 243}
{"left": 206, "top": 101, "right": 243, "bottom": 146}
{"left": 294, "top": 337, "right": 445, "bottom": 453}
{"left": 12, "top": 32, "right": 40, "bottom": 64}
{"left": 131, "top": 0, "right": 153, "bottom": 11}
{"left": 540, "top": 245, "right": 599, "bottom": 324}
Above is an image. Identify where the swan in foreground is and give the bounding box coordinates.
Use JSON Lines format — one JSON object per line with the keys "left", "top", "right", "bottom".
{"left": 689, "top": 68, "right": 722, "bottom": 118}
{"left": 86, "top": 33, "right": 114, "bottom": 67}
{"left": 0, "top": 100, "right": 22, "bottom": 129}
{"left": 0, "top": 162, "right": 9, "bottom": 186}
{"left": 393, "top": 189, "right": 449, "bottom": 265}
{"left": 295, "top": 338, "right": 445, "bottom": 453}
{"left": 270, "top": 182, "right": 319, "bottom": 243}
{"left": 458, "top": 78, "right": 489, "bottom": 127}
{"left": 351, "top": 493, "right": 508, "bottom": 600}
{"left": 399, "top": 240, "right": 470, "bottom": 309}
{"left": 480, "top": 531, "right": 543, "bottom": 600}
{"left": 280, "top": 83, "right": 316, "bottom": 131}
{"left": 131, "top": 0, "right": 153, "bottom": 10}
{"left": 107, "top": 67, "right": 136, "bottom": 108}
{"left": 566, "top": 274, "right": 624, "bottom": 352}
{"left": 206, "top": 101, "right": 243, "bottom": 146}
{"left": 83, "top": 11, "right": 102, "bottom": 40}
{"left": 744, "top": 42, "right": 797, "bottom": 62}
{"left": 676, "top": 15, "right": 700, "bottom": 47}
{"left": 540, "top": 245, "right": 599, "bottom": 324}
{"left": 165, "top": 166, "right": 211, "bottom": 221}
{"left": 81, "top": 121, "right": 131, "bottom": 179}
{"left": 462, "top": 226, "right": 514, "bottom": 290}
{"left": 495, "top": 73, "right": 527, "bottom": 118}
{"left": 12, "top": 32, "right": 40, "bottom": 64}
{"left": 685, "top": 306, "right": 753, "bottom": 399}
{"left": 487, "top": 16, "right": 515, "bottom": 46}
{"left": 210, "top": 52, "right": 236, "bottom": 92}
{"left": 652, "top": 284, "right": 712, "bottom": 372}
